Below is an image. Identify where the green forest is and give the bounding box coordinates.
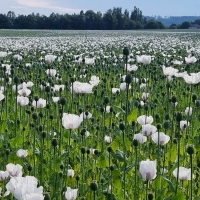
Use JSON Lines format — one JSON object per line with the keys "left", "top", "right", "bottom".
{"left": 0, "top": 7, "right": 200, "bottom": 30}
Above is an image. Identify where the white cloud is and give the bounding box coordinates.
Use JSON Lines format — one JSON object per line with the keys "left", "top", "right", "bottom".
{"left": 16, "top": 0, "right": 80, "bottom": 14}
{"left": 10, "top": 6, "right": 27, "bottom": 10}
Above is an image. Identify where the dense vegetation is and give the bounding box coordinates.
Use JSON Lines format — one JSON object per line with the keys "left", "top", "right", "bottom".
{"left": 0, "top": 7, "right": 165, "bottom": 30}
{"left": 0, "top": 30, "right": 200, "bottom": 200}
{"left": 146, "top": 16, "right": 200, "bottom": 27}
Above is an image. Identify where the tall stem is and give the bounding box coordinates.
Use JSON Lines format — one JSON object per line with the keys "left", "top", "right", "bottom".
{"left": 190, "top": 154, "right": 193, "bottom": 200}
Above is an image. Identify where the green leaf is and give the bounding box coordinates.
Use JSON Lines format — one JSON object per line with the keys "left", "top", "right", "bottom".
{"left": 125, "top": 163, "right": 135, "bottom": 173}
{"left": 113, "top": 106, "right": 126, "bottom": 114}
{"left": 115, "top": 149, "right": 127, "bottom": 162}
{"left": 163, "top": 177, "right": 176, "bottom": 193}
{"left": 103, "top": 193, "right": 119, "bottom": 200}
{"left": 171, "top": 191, "right": 186, "bottom": 200}
{"left": 97, "top": 152, "right": 109, "bottom": 168}
{"left": 127, "top": 109, "right": 138, "bottom": 123}
{"left": 111, "top": 137, "right": 122, "bottom": 151}
{"left": 112, "top": 169, "right": 122, "bottom": 189}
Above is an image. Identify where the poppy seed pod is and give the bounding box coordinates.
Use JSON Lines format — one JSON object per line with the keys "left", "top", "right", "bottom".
{"left": 165, "top": 113, "right": 170, "bottom": 120}
{"left": 51, "top": 138, "right": 58, "bottom": 147}
{"left": 125, "top": 74, "right": 133, "bottom": 84}
{"left": 39, "top": 112, "right": 44, "bottom": 118}
{"left": 192, "top": 94, "right": 197, "bottom": 103}
{"left": 44, "top": 194, "right": 51, "bottom": 200}
{"left": 119, "top": 123, "right": 125, "bottom": 131}
{"left": 176, "top": 112, "right": 182, "bottom": 122}
{"left": 75, "top": 175, "right": 80, "bottom": 182}
{"left": 157, "top": 124, "right": 161, "bottom": 130}
{"left": 104, "top": 96, "right": 109, "bottom": 105}
{"left": 107, "top": 146, "right": 112, "bottom": 153}
{"left": 32, "top": 112, "right": 38, "bottom": 120}
{"left": 133, "top": 139, "right": 139, "bottom": 147}
{"left": 148, "top": 194, "right": 153, "bottom": 200}
{"left": 60, "top": 98, "right": 66, "bottom": 106}
{"left": 163, "top": 121, "right": 170, "bottom": 130}
{"left": 94, "top": 149, "right": 99, "bottom": 155}
{"left": 187, "top": 145, "right": 194, "bottom": 155}
{"left": 14, "top": 76, "right": 19, "bottom": 84}
{"left": 81, "top": 147, "right": 86, "bottom": 154}
{"left": 45, "top": 86, "right": 51, "bottom": 93}
{"left": 123, "top": 47, "right": 129, "bottom": 56}
{"left": 41, "top": 131, "right": 46, "bottom": 138}
{"left": 90, "top": 181, "right": 98, "bottom": 191}
{"left": 27, "top": 165, "right": 32, "bottom": 171}
{"left": 195, "top": 100, "right": 200, "bottom": 107}
{"left": 171, "top": 96, "right": 177, "bottom": 104}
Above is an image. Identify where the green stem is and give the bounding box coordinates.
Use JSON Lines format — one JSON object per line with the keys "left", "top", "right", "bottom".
{"left": 176, "top": 123, "right": 180, "bottom": 194}
{"left": 190, "top": 154, "right": 193, "bottom": 200}
{"left": 146, "top": 181, "right": 149, "bottom": 200}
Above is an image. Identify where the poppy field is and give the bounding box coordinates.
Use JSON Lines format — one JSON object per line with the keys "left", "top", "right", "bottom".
{"left": 0, "top": 29, "right": 200, "bottom": 200}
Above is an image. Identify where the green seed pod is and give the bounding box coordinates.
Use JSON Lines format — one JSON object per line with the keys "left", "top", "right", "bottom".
{"left": 187, "top": 145, "right": 194, "bottom": 155}
{"left": 119, "top": 123, "right": 125, "bottom": 131}
{"left": 44, "top": 194, "right": 51, "bottom": 200}
{"left": 133, "top": 139, "right": 139, "bottom": 147}
{"left": 27, "top": 165, "right": 32, "bottom": 171}
{"left": 163, "top": 121, "right": 170, "bottom": 130}
{"left": 104, "top": 96, "right": 109, "bottom": 105}
{"left": 14, "top": 76, "right": 19, "bottom": 84}
{"left": 107, "top": 146, "right": 113, "bottom": 153}
{"left": 41, "top": 131, "right": 46, "bottom": 138}
{"left": 81, "top": 147, "right": 86, "bottom": 154}
{"left": 176, "top": 112, "right": 182, "bottom": 122}
{"left": 32, "top": 112, "right": 38, "bottom": 120}
{"left": 148, "top": 193, "right": 153, "bottom": 200}
{"left": 123, "top": 47, "right": 129, "bottom": 56}
{"left": 60, "top": 98, "right": 66, "bottom": 106}
{"left": 51, "top": 138, "right": 58, "bottom": 147}
{"left": 125, "top": 74, "right": 132, "bottom": 84}
{"left": 171, "top": 95, "right": 177, "bottom": 103}
{"left": 90, "top": 181, "right": 98, "bottom": 191}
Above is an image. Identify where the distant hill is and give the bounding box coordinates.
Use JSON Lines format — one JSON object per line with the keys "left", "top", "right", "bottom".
{"left": 146, "top": 16, "right": 200, "bottom": 27}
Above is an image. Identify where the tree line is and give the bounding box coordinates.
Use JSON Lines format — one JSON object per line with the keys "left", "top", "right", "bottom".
{"left": 0, "top": 7, "right": 165, "bottom": 30}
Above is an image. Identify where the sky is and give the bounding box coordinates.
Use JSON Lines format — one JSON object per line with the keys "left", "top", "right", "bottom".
{"left": 0, "top": 0, "right": 200, "bottom": 17}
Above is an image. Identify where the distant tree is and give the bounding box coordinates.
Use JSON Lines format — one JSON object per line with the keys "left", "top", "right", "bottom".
{"left": 0, "top": 14, "right": 12, "bottom": 28}
{"left": 157, "top": 21, "right": 165, "bottom": 29}
{"left": 179, "top": 21, "right": 191, "bottom": 29}
{"left": 128, "top": 20, "right": 136, "bottom": 29}
{"left": 144, "top": 20, "right": 159, "bottom": 29}
{"left": 194, "top": 19, "right": 200, "bottom": 25}
{"left": 170, "top": 23, "right": 177, "bottom": 29}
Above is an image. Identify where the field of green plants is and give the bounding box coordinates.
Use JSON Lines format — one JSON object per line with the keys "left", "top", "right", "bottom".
{"left": 0, "top": 29, "right": 200, "bottom": 200}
